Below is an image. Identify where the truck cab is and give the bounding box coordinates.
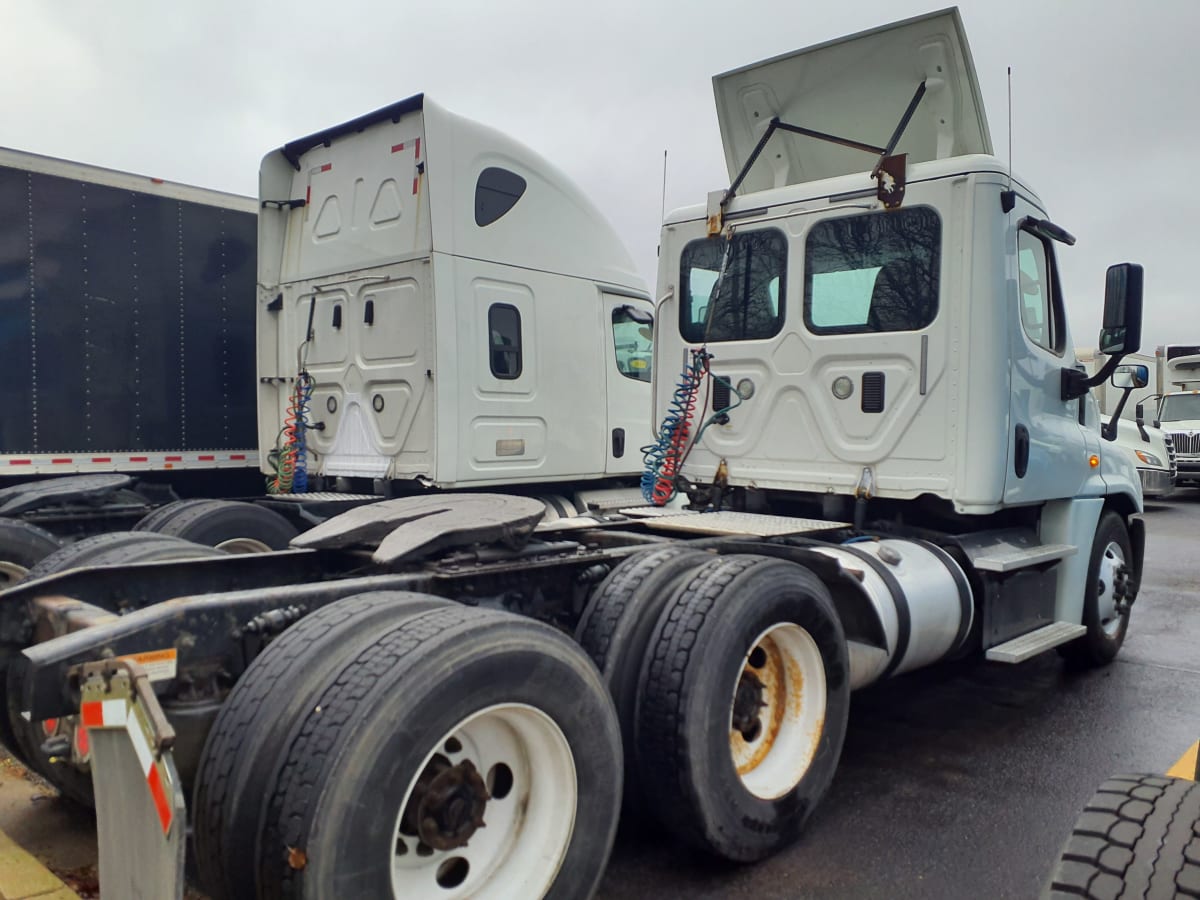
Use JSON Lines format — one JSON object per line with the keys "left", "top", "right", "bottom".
{"left": 651, "top": 8, "right": 1144, "bottom": 648}
{"left": 1150, "top": 346, "right": 1200, "bottom": 487}
{"left": 257, "top": 96, "right": 653, "bottom": 493}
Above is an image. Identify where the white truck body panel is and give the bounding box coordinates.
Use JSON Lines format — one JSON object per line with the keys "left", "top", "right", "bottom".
{"left": 258, "top": 96, "right": 652, "bottom": 488}
{"left": 656, "top": 158, "right": 1139, "bottom": 514}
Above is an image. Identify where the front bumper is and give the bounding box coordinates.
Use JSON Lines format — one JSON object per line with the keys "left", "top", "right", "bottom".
{"left": 1139, "top": 467, "right": 1176, "bottom": 499}
{"left": 1176, "top": 457, "right": 1200, "bottom": 484}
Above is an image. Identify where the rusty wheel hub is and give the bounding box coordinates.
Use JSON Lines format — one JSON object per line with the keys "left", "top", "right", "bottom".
{"left": 731, "top": 669, "right": 766, "bottom": 740}
{"left": 402, "top": 755, "right": 490, "bottom": 851}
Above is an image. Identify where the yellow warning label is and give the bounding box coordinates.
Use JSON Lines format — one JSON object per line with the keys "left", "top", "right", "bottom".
{"left": 118, "top": 648, "right": 178, "bottom": 682}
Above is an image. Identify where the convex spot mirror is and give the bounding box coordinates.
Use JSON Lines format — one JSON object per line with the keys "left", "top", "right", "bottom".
{"left": 1111, "top": 364, "right": 1149, "bottom": 390}
{"left": 1098, "top": 263, "right": 1144, "bottom": 355}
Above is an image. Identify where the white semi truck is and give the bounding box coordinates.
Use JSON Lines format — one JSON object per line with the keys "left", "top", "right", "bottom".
{"left": 1077, "top": 348, "right": 1175, "bottom": 499}
{"left": 1139, "top": 344, "right": 1200, "bottom": 487}
{"left": 0, "top": 9, "right": 1151, "bottom": 899}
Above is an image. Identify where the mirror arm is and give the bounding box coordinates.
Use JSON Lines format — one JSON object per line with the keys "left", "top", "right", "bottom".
{"left": 1101, "top": 387, "right": 1134, "bottom": 441}
{"left": 1062, "top": 353, "right": 1123, "bottom": 402}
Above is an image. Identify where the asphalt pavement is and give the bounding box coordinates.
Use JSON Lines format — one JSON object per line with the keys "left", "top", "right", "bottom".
{"left": 595, "top": 488, "right": 1200, "bottom": 899}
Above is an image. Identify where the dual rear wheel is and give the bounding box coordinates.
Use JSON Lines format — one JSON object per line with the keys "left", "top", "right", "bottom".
{"left": 578, "top": 550, "right": 851, "bottom": 862}
{"left": 193, "top": 593, "right": 623, "bottom": 900}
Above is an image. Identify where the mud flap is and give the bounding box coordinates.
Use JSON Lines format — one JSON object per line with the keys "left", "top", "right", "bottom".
{"left": 79, "top": 659, "right": 184, "bottom": 900}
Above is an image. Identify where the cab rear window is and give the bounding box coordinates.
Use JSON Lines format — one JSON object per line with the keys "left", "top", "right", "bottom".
{"left": 680, "top": 229, "right": 786, "bottom": 343}
{"left": 804, "top": 207, "right": 941, "bottom": 334}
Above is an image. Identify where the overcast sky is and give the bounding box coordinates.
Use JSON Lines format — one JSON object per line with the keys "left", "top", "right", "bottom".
{"left": 1, "top": 0, "right": 1195, "bottom": 355}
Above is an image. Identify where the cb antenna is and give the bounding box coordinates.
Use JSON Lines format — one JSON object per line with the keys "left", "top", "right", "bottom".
{"left": 1001, "top": 66, "right": 1016, "bottom": 213}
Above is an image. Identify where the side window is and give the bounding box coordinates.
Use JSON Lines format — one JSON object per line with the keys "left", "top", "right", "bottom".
{"left": 679, "top": 229, "right": 786, "bottom": 343}
{"left": 488, "top": 304, "right": 522, "bottom": 379}
{"left": 475, "top": 167, "right": 527, "bottom": 227}
{"left": 1017, "top": 229, "right": 1061, "bottom": 353}
{"left": 612, "top": 307, "right": 653, "bottom": 382}
{"left": 804, "top": 207, "right": 941, "bottom": 334}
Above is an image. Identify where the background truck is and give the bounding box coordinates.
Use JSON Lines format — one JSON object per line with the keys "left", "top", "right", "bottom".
{"left": 1077, "top": 347, "right": 1175, "bottom": 498}
{"left": 256, "top": 94, "right": 653, "bottom": 494}
{"left": 0, "top": 9, "right": 1153, "bottom": 899}
{"left": 1140, "top": 344, "right": 1200, "bottom": 487}
{"left": 0, "top": 148, "right": 263, "bottom": 579}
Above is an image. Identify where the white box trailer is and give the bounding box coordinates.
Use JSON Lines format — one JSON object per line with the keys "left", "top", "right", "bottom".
{"left": 257, "top": 95, "right": 653, "bottom": 490}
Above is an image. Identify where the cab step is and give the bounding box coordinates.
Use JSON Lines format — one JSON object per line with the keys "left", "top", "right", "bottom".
{"left": 985, "top": 622, "right": 1086, "bottom": 663}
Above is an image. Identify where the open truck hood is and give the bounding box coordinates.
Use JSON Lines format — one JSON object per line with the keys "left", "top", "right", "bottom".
{"left": 713, "top": 7, "right": 992, "bottom": 193}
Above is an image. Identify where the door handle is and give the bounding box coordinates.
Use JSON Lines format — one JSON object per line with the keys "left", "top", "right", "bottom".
{"left": 1014, "top": 424, "right": 1030, "bottom": 478}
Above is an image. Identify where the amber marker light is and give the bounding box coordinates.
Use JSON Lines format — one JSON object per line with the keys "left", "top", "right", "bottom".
{"left": 1089, "top": 455, "right": 1100, "bottom": 468}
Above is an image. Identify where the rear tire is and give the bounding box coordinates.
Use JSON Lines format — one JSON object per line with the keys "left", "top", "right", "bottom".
{"left": 0, "top": 518, "right": 61, "bottom": 587}
{"left": 576, "top": 545, "right": 710, "bottom": 814}
{"left": 1045, "top": 774, "right": 1200, "bottom": 898}
{"left": 634, "top": 554, "right": 850, "bottom": 862}
{"left": 8, "top": 533, "right": 226, "bottom": 805}
{"left": 193, "top": 591, "right": 453, "bottom": 900}
{"left": 254, "top": 605, "right": 622, "bottom": 900}
{"left": 22, "top": 531, "right": 224, "bottom": 583}
{"left": 135, "top": 499, "right": 298, "bottom": 552}
{"left": 1059, "top": 511, "right": 1133, "bottom": 668}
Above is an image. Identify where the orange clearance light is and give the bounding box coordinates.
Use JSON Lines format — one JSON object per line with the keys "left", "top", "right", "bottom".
{"left": 1089, "top": 454, "right": 1100, "bottom": 468}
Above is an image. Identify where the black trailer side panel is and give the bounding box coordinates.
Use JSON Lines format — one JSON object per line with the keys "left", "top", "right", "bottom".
{"left": 0, "top": 168, "right": 35, "bottom": 451}
{"left": 0, "top": 163, "right": 256, "bottom": 454}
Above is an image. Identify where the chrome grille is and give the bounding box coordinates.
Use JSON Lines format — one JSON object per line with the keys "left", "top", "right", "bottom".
{"left": 1164, "top": 433, "right": 1178, "bottom": 477}
{"left": 1168, "top": 431, "right": 1200, "bottom": 456}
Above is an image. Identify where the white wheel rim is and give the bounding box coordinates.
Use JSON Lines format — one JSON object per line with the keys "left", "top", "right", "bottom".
{"left": 729, "top": 623, "right": 826, "bottom": 800}
{"left": 1097, "top": 540, "right": 1127, "bottom": 636}
{"left": 0, "top": 560, "right": 29, "bottom": 586}
{"left": 214, "top": 537, "right": 272, "bottom": 554}
{"left": 391, "top": 703, "right": 577, "bottom": 899}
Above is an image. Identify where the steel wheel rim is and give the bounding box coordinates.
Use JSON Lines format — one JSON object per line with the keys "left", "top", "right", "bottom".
{"left": 391, "top": 702, "right": 577, "bottom": 899}
{"left": 214, "top": 537, "right": 272, "bottom": 554}
{"left": 729, "top": 623, "right": 826, "bottom": 800}
{"left": 1097, "top": 540, "right": 1127, "bottom": 636}
{"left": 0, "top": 560, "right": 29, "bottom": 586}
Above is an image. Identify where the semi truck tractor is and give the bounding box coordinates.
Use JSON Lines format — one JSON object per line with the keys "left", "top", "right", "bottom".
{"left": 0, "top": 9, "right": 1150, "bottom": 899}
{"left": 1077, "top": 348, "right": 1175, "bottom": 499}
{"left": 1139, "top": 344, "right": 1200, "bottom": 487}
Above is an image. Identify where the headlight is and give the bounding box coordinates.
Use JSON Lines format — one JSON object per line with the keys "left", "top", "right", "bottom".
{"left": 1134, "top": 449, "right": 1163, "bottom": 467}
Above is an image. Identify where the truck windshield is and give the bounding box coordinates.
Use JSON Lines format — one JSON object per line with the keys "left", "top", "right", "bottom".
{"left": 1160, "top": 394, "right": 1200, "bottom": 422}
{"left": 612, "top": 308, "right": 652, "bottom": 382}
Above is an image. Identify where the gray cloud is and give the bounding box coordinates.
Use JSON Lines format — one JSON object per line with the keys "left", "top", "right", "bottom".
{"left": 2, "top": 0, "right": 1195, "bottom": 352}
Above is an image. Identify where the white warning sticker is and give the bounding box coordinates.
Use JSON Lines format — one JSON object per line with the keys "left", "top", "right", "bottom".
{"left": 117, "top": 648, "right": 178, "bottom": 682}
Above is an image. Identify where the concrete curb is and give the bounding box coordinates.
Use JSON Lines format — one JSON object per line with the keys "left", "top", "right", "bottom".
{"left": 0, "top": 828, "right": 79, "bottom": 900}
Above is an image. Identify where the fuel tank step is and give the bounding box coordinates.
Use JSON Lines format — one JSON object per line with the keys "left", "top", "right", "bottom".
{"left": 985, "top": 621, "right": 1087, "bottom": 663}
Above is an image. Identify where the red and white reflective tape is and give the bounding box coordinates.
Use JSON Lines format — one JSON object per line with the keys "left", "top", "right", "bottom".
{"left": 2, "top": 451, "right": 254, "bottom": 469}
{"left": 80, "top": 698, "right": 174, "bottom": 834}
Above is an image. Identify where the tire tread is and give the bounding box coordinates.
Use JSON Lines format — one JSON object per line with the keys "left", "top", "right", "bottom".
{"left": 1047, "top": 774, "right": 1200, "bottom": 899}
